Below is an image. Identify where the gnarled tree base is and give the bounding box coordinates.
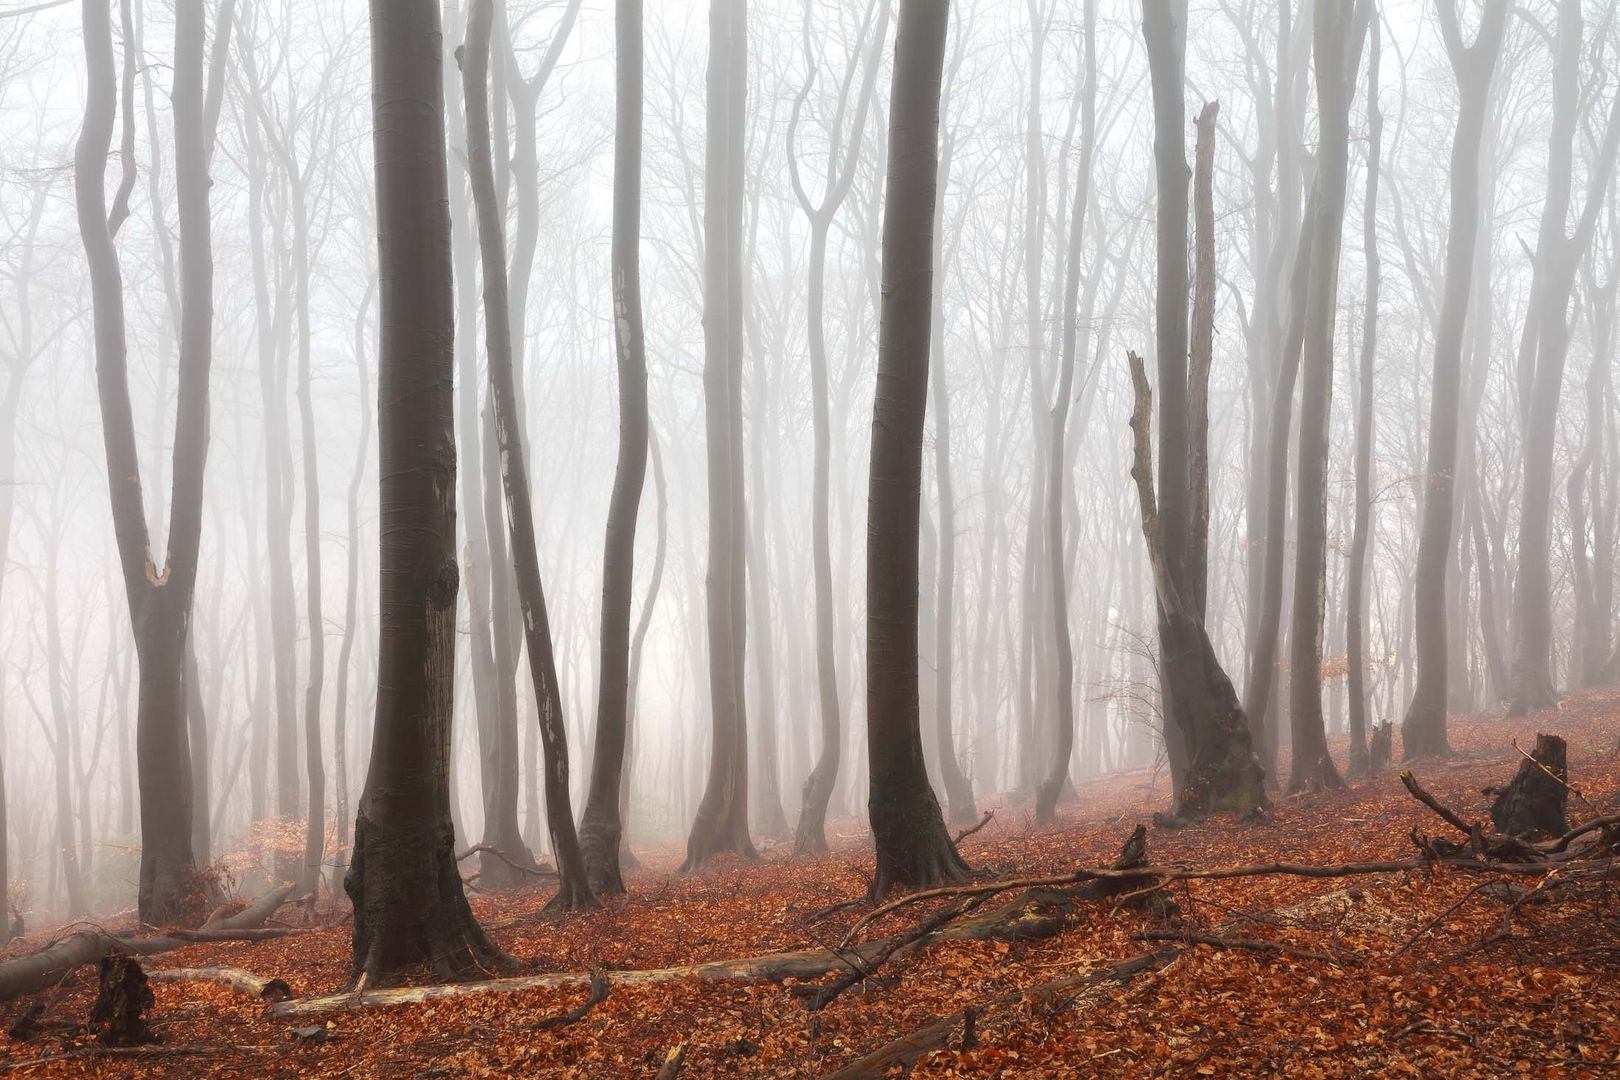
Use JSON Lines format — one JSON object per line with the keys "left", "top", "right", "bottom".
{"left": 345, "top": 813, "right": 513, "bottom": 988}
{"left": 870, "top": 778, "right": 970, "bottom": 898}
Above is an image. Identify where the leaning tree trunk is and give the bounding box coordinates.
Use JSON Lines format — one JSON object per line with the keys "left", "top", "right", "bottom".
{"left": 578, "top": 0, "right": 650, "bottom": 896}
{"left": 463, "top": 0, "right": 596, "bottom": 912}
{"left": 865, "top": 0, "right": 969, "bottom": 897}
{"left": 1034, "top": 0, "right": 1096, "bottom": 826}
{"left": 684, "top": 0, "right": 757, "bottom": 873}
{"left": 1400, "top": 0, "right": 1509, "bottom": 759}
{"left": 1345, "top": 15, "right": 1383, "bottom": 776}
{"left": 345, "top": 0, "right": 510, "bottom": 987}
{"left": 1286, "top": 0, "right": 1368, "bottom": 794}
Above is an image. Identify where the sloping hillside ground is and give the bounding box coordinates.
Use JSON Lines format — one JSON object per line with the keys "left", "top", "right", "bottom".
{"left": 3, "top": 692, "right": 1618, "bottom": 1077}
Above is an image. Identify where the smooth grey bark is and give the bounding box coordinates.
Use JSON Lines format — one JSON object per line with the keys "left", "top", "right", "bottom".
{"left": 1399, "top": 0, "right": 1508, "bottom": 758}
{"left": 684, "top": 0, "right": 756, "bottom": 872}
{"left": 865, "top": 0, "right": 968, "bottom": 897}
{"left": 1507, "top": 0, "right": 1620, "bottom": 715}
{"left": 1034, "top": 0, "right": 1096, "bottom": 825}
{"left": 345, "top": 0, "right": 507, "bottom": 988}
{"left": 579, "top": 0, "right": 650, "bottom": 895}
{"left": 785, "top": 0, "right": 889, "bottom": 854}
{"left": 1345, "top": 13, "right": 1383, "bottom": 776}
{"left": 463, "top": 0, "right": 595, "bottom": 911}
{"left": 1285, "top": 0, "right": 1368, "bottom": 793}
{"left": 620, "top": 429, "right": 669, "bottom": 867}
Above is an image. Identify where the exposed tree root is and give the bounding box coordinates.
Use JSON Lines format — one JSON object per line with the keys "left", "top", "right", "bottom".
{"left": 533, "top": 970, "right": 609, "bottom": 1030}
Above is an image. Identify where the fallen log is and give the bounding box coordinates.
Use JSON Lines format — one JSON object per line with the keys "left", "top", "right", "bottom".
{"left": 148, "top": 967, "right": 293, "bottom": 1002}
{"left": 820, "top": 949, "right": 1171, "bottom": 1079}
{"left": 0, "top": 883, "right": 296, "bottom": 1003}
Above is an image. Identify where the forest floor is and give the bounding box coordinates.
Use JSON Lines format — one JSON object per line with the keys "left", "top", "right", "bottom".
{"left": 3, "top": 693, "right": 1620, "bottom": 1077}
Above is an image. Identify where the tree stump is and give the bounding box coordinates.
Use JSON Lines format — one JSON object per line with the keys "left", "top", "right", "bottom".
{"left": 1489, "top": 733, "right": 1569, "bottom": 838}
{"left": 89, "top": 951, "right": 154, "bottom": 1046}
{"left": 1369, "top": 722, "right": 1393, "bottom": 772}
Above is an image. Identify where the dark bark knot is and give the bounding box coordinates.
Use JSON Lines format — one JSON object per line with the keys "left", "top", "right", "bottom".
{"left": 429, "top": 557, "right": 459, "bottom": 609}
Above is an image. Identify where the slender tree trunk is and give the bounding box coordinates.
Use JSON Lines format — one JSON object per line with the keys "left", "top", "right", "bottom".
{"left": 1034, "top": 0, "right": 1095, "bottom": 825}
{"left": 1346, "top": 15, "right": 1383, "bottom": 776}
{"left": 620, "top": 429, "right": 669, "bottom": 866}
{"left": 1285, "top": 0, "right": 1368, "bottom": 793}
{"left": 345, "top": 0, "right": 508, "bottom": 987}
{"left": 463, "top": 0, "right": 596, "bottom": 910}
{"left": 1400, "top": 0, "right": 1508, "bottom": 758}
{"left": 865, "top": 0, "right": 968, "bottom": 897}
{"left": 579, "top": 0, "right": 650, "bottom": 895}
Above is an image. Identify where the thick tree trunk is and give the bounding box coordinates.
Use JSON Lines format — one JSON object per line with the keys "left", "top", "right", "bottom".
{"left": 1401, "top": 0, "right": 1509, "bottom": 759}
{"left": 579, "top": 0, "right": 650, "bottom": 895}
{"left": 463, "top": 0, "right": 596, "bottom": 911}
{"left": 684, "top": 0, "right": 757, "bottom": 872}
{"left": 346, "top": 0, "right": 509, "bottom": 987}
{"left": 865, "top": 0, "right": 968, "bottom": 897}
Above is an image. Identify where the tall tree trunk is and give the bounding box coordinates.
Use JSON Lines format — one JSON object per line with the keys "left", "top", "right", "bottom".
{"left": 76, "top": 0, "right": 226, "bottom": 923}
{"left": 463, "top": 0, "right": 596, "bottom": 911}
{"left": 345, "top": 0, "right": 507, "bottom": 987}
{"left": 1399, "top": 0, "right": 1508, "bottom": 757}
{"left": 684, "top": 0, "right": 756, "bottom": 872}
{"left": 579, "top": 0, "right": 650, "bottom": 895}
{"left": 865, "top": 0, "right": 968, "bottom": 897}
{"left": 1346, "top": 14, "right": 1383, "bottom": 776}
{"left": 928, "top": 128, "right": 977, "bottom": 828}
{"left": 1034, "top": 0, "right": 1095, "bottom": 825}
{"left": 1507, "top": 0, "right": 1620, "bottom": 714}
{"left": 620, "top": 429, "right": 669, "bottom": 867}
{"left": 332, "top": 279, "right": 374, "bottom": 886}
{"left": 786, "top": 0, "right": 889, "bottom": 856}
{"left": 1142, "top": 0, "right": 1268, "bottom": 816}
{"left": 1285, "top": 0, "right": 1368, "bottom": 793}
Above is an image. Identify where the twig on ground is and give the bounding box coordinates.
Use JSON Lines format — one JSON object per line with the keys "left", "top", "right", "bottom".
{"left": 1385, "top": 880, "right": 1496, "bottom": 963}
{"left": 954, "top": 810, "right": 995, "bottom": 845}
{"left": 1132, "top": 930, "right": 1355, "bottom": 966}
{"left": 534, "top": 970, "right": 609, "bottom": 1030}
{"left": 1400, "top": 771, "right": 1475, "bottom": 835}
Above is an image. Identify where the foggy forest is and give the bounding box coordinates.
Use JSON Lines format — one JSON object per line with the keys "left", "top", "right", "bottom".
{"left": 0, "top": 0, "right": 1617, "bottom": 1072}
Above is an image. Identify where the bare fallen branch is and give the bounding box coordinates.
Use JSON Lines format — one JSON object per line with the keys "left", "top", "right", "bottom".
{"left": 534, "top": 970, "right": 608, "bottom": 1030}
{"left": 148, "top": 966, "right": 293, "bottom": 1002}
{"left": 1399, "top": 771, "right": 1475, "bottom": 835}
{"left": 1133, "top": 930, "right": 1355, "bottom": 966}
{"left": 953, "top": 810, "right": 995, "bottom": 845}
{"left": 455, "top": 844, "right": 559, "bottom": 879}
{"left": 654, "top": 1042, "right": 688, "bottom": 1080}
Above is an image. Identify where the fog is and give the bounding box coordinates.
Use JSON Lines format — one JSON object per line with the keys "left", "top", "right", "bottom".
{"left": 0, "top": 0, "right": 1613, "bottom": 928}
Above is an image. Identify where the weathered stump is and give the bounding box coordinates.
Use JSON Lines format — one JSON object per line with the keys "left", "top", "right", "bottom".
{"left": 1369, "top": 722, "right": 1393, "bottom": 773}
{"left": 89, "top": 951, "right": 154, "bottom": 1046}
{"left": 1490, "top": 733, "right": 1569, "bottom": 838}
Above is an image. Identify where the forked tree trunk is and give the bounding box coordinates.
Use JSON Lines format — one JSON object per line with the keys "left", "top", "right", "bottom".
{"left": 345, "top": 0, "right": 509, "bottom": 987}
{"left": 684, "top": 0, "right": 757, "bottom": 872}
{"left": 579, "top": 0, "right": 650, "bottom": 895}
{"left": 76, "top": 0, "right": 228, "bottom": 923}
{"left": 463, "top": 0, "right": 596, "bottom": 911}
{"left": 1507, "top": 0, "right": 1620, "bottom": 715}
{"left": 786, "top": 0, "right": 889, "bottom": 855}
{"left": 1400, "top": 0, "right": 1509, "bottom": 759}
{"left": 865, "top": 0, "right": 969, "bottom": 897}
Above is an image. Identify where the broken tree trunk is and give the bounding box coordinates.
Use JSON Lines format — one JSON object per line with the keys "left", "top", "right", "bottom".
{"left": 0, "top": 882, "right": 295, "bottom": 1003}
{"left": 1490, "top": 734, "right": 1570, "bottom": 838}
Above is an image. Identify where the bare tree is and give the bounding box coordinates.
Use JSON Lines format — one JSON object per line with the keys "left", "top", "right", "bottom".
{"left": 345, "top": 0, "right": 507, "bottom": 986}
{"left": 1398, "top": 0, "right": 1509, "bottom": 758}
{"left": 463, "top": 0, "right": 596, "bottom": 911}
{"left": 684, "top": 0, "right": 757, "bottom": 872}
{"left": 579, "top": 0, "right": 651, "bottom": 896}
{"left": 865, "top": 0, "right": 968, "bottom": 896}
